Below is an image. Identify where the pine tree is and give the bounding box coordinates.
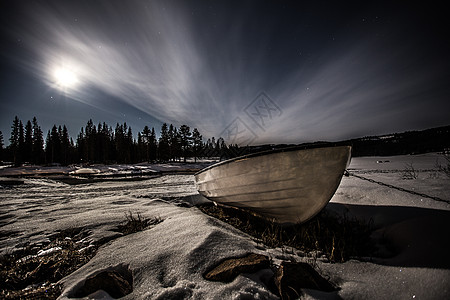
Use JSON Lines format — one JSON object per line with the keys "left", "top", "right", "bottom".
{"left": 77, "top": 127, "right": 87, "bottom": 163}
{"left": 61, "top": 125, "right": 70, "bottom": 164}
{"left": 31, "top": 117, "right": 45, "bottom": 164}
{"left": 115, "top": 123, "right": 124, "bottom": 162}
{"left": 1, "top": 117, "right": 217, "bottom": 165}
{"left": 179, "top": 125, "right": 191, "bottom": 163}
{"left": 113, "top": 122, "right": 134, "bottom": 163}
{"left": 45, "top": 130, "right": 51, "bottom": 164}
{"left": 18, "top": 121, "right": 24, "bottom": 160}
{"left": 141, "top": 126, "right": 151, "bottom": 162}
{"left": 158, "top": 123, "right": 170, "bottom": 161}
{"left": 10, "top": 116, "right": 21, "bottom": 165}
{"left": 192, "top": 128, "right": 203, "bottom": 162}
{"left": 0, "top": 130, "right": 3, "bottom": 161}
{"left": 168, "top": 124, "right": 176, "bottom": 161}
{"left": 149, "top": 127, "right": 157, "bottom": 162}
{"left": 85, "top": 119, "right": 96, "bottom": 162}
{"left": 204, "top": 137, "right": 218, "bottom": 158}
{"left": 137, "top": 132, "right": 144, "bottom": 162}
{"left": 45, "top": 125, "right": 62, "bottom": 164}
{"left": 106, "top": 123, "right": 115, "bottom": 162}
{"left": 216, "top": 137, "right": 227, "bottom": 158}
{"left": 23, "top": 120, "right": 33, "bottom": 163}
{"left": 96, "top": 122, "right": 112, "bottom": 163}
{"left": 126, "top": 126, "right": 134, "bottom": 163}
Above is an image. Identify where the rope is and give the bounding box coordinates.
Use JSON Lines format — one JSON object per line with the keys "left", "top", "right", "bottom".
{"left": 348, "top": 172, "right": 450, "bottom": 205}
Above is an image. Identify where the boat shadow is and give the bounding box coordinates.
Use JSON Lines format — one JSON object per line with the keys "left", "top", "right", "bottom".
{"left": 325, "top": 202, "right": 450, "bottom": 269}
{"left": 185, "top": 194, "right": 450, "bottom": 269}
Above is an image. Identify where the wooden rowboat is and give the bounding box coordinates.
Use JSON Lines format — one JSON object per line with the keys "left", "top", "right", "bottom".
{"left": 194, "top": 145, "right": 351, "bottom": 224}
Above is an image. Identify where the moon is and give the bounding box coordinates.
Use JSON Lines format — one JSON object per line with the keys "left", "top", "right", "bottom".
{"left": 53, "top": 67, "right": 78, "bottom": 88}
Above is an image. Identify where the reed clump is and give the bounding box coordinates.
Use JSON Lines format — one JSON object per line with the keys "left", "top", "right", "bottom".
{"left": 199, "top": 204, "right": 374, "bottom": 263}
{"left": 117, "top": 211, "right": 162, "bottom": 235}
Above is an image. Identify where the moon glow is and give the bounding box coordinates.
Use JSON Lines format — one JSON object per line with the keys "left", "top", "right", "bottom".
{"left": 53, "top": 67, "right": 78, "bottom": 88}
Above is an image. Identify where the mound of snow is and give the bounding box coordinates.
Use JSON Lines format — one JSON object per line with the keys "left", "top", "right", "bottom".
{"left": 70, "top": 168, "right": 100, "bottom": 175}
{"left": 58, "top": 200, "right": 279, "bottom": 299}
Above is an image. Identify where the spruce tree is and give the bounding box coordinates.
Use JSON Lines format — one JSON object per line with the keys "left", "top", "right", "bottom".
{"left": 149, "top": 127, "right": 157, "bottom": 162}
{"left": 115, "top": 123, "right": 124, "bottom": 162}
{"left": 32, "top": 117, "right": 45, "bottom": 164}
{"left": 192, "top": 128, "right": 203, "bottom": 162}
{"left": 179, "top": 125, "right": 191, "bottom": 163}
{"left": 168, "top": 124, "right": 176, "bottom": 161}
{"left": 45, "top": 130, "right": 51, "bottom": 164}
{"left": 158, "top": 123, "right": 170, "bottom": 161}
{"left": 24, "top": 120, "right": 33, "bottom": 163}
{"left": 141, "top": 126, "right": 151, "bottom": 162}
{"left": 46, "top": 125, "right": 62, "bottom": 164}
{"left": 85, "top": 119, "right": 96, "bottom": 162}
{"left": 10, "top": 116, "right": 21, "bottom": 165}
{"left": 18, "top": 121, "right": 24, "bottom": 163}
{"left": 0, "top": 130, "right": 3, "bottom": 161}
{"left": 126, "top": 126, "right": 133, "bottom": 163}
{"left": 61, "top": 125, "right": 70, "bottom": 164}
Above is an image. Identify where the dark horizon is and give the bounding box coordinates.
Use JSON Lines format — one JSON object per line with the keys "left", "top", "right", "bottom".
{"left": 1, "top": 114, "right": 449, "bottom": 148}
{"left": 1, "top": 114, "right": 448, "bottom": 166}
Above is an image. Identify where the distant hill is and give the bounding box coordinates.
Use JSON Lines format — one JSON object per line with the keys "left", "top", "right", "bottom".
{"left": 344, "top": 125, "right": 450, "bottom": 157}
{"left": 235, "top": 125, "right": 450, "bottom": 158}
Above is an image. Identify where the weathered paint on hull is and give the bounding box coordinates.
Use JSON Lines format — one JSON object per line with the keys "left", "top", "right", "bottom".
{"left": 195, "top": 146, "right": 351, "bottom": 224}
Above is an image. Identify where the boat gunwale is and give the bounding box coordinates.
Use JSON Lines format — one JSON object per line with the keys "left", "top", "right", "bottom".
{"left": 194, "top": 143, "right": 351, "bottom": 176}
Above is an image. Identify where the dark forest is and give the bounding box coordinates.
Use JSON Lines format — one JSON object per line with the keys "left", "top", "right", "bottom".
{"left": 0, "top": 116, "right": 237, "bottom": 166}
{"left": 1, "top": 116, "right": 449, "bottom": 167}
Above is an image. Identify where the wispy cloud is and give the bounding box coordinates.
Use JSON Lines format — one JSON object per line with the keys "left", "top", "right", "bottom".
{"left": 3, "top": 0, "right": 448, "bottom": 143}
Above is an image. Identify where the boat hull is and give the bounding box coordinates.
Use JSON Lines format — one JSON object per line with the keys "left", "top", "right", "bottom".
{"left": 194, "top": 146, "right": 351, "bottom": 224}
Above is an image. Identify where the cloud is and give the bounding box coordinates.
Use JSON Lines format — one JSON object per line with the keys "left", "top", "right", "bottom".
{"left": 4, "top": 0, "right": 448, "bottom": 144}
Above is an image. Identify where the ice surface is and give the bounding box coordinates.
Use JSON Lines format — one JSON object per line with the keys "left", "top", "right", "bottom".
{"left": 1, "top": 154, "right": 449, "bottom": 299}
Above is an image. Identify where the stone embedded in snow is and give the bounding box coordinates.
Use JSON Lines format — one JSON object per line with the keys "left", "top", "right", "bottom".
{"left": 204, "top": 253, "right": 270, "bottom": 282}
{"left": 274, "top": 261, "right": 336, "bottom": 299}
{"left": 73, "top": 268, "right": 133, "bottom": 298}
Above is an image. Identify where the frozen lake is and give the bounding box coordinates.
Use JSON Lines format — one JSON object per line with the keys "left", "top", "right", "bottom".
{"left": 1, "top": 153, "right": 449, "bottom": 299}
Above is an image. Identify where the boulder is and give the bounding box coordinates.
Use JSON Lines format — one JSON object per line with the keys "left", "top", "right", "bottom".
{"left": 274, "top": 261, "right": 335, "bottom": 299}
{"left": 204, "top": 253, "right": 270, "bottom": 282}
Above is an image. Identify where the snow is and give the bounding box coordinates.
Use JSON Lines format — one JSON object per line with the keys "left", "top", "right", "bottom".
{"left": 1, "top": 154, "right": 449, "bottom": 299}
{"left": 70, "top": 168, "right": 100, "bottom": 175}
{"left": 0, "top": 160, "right": 216, "bottom": 177}
{"left": 37, "top": 246, "right": 62, "bottom": 256}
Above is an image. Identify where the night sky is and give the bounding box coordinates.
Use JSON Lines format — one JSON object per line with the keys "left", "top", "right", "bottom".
{"left": 1, "top": 0, "right": 449, "bottom": 146}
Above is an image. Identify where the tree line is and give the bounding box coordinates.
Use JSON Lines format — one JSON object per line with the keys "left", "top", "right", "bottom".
{"left": 0, "top": 116, "right": 242, "bottom": 166}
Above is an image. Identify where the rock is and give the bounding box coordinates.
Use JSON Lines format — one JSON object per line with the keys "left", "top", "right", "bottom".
{"left": 274, "top": 261, "right": 336, "bottom": 299}
{"left": 73, "top": 269, "right": 133, "bottom": 298}
{"left": 204, "top": 253, "right": 270, "bottom": 282}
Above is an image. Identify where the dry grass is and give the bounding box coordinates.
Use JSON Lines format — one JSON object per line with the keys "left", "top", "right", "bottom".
{"left": 0, "top": 212, "right": 162, "bottom": 299}
{"left": 199, "top": 204, "right": 374, "bottom": 263}
{"left": 0, "top": 228, "right": 96, "bottom": 299}
{"left": 402, "top": 163, "right": 419, "bottom": 180}
{"left": 117, "top": 211, "right": 162, "bottom": 235}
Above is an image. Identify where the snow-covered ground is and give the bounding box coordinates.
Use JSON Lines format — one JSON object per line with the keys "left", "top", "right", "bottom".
{"left": 1, "top": 153, "right": 449, "bottom": 299}
{"left": 0, "top": 160, "right": 217, "bottom": 177}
